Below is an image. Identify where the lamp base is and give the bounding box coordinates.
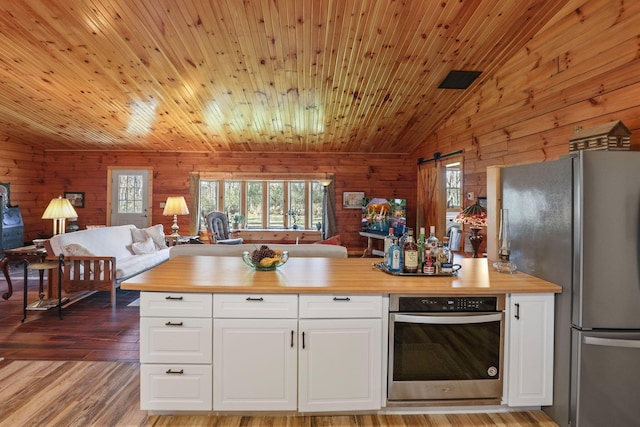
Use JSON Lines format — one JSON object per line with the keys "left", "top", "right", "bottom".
{"left": 469, "top": 227, "right": 483, "bottom": 258}
{"left": 170, "top": 215, "right": 180, "bottom": 237}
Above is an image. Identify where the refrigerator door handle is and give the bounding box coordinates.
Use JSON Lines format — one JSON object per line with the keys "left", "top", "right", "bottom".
{"left": 584, "top": 336, "right": 640, "bottom": 349}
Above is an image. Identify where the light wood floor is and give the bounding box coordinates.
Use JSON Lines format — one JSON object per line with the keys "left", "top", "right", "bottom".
{"left": 0, "top": 360, "right": 558, "bottom": 427}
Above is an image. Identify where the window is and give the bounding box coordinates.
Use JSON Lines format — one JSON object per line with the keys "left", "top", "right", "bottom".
{"left": 445, "top": 162, "right": 462, "bottom": 209}
{"left": 198, "top": 177, "right": 323, "bottom": 230}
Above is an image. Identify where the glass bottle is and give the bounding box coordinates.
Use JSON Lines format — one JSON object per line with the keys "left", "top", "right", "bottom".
{"left": 403, "top": 229, "right": 419, "bottom": 273}
{"left": 388, "top": 234, "right": 402, "bottom": 272}
{"left": 433, "top": 241, "right": 444, "bottom": 274}
{"left": 417, "top": 227, "right": 426, "bottom": 265}
{"left": 422, "top": 247, "right": 435, "bottom": 274}
{"left": 426, "top": 226, "right": 439, "bottom": 257}
{"left": 398, "top": 227, "right": 409, "bottom": 268}
{"left": 384, "top": 227, "right": 395, "bottom": 265}
{"left": 439, "top": 237, "right": 454, "bottom": 274}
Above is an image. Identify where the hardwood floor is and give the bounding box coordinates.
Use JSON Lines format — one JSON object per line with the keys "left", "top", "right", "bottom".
{"left": 0, "top": 271, "right": 558, "bottom": 426}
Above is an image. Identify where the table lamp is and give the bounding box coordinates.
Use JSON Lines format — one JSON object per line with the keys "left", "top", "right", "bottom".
{"left": 163, "top": 196, "right": 189, "bottom": 237}
{"left": 42, "top": 196, "right": 78, "bottom": 235}
{"left": 454, "top": 200, "right": 488, "bottom": 258}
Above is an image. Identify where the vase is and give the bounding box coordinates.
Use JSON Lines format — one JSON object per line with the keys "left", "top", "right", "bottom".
{"left": 469, "top": 227, "right": 483, "bottom": 258}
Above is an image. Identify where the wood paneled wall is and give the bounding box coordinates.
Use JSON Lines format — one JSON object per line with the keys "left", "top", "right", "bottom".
{"left": 42, "top": 151, "right": 416, "bottom": 253}
{"left": 0, "top": 137, "right": 45, "bottom": 241}
{"left": 414, "top": 0, "right": 640, "bottom": 207}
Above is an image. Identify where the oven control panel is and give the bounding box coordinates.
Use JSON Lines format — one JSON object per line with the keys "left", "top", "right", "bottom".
{"left": 394, "top": 296, "right": 499, "bottom": 312}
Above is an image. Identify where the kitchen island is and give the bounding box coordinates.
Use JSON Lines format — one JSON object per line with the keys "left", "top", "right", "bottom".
{"left": 122, "top": 256, "right": 561, "bottom": 414}
{"left": 122, "top": 255, "right": 562, "bottom": 295}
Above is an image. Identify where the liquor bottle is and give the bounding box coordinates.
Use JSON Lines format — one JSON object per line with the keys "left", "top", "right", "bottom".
{"left": 440, "top": 236, "right": 454, "bottom": 274}
{"left": 434, "top": 241, "right": 444, "bottom": 274}
{"left": 403, "top": 229, "right": 419, "bottom": 273}
{"left": 426, "top": 226, "right": 439, "bottom": 258}
{"left": 417, "top": 227, "right": 426, "bottom": 265}
{"left": 422, "top": 247, "right": 435, "bottom": 274}
{"left": 398, "top": 228, "right": 409, "bottom": 268}
{"left": 384, "top": 227, "right": 395, "bottom": 265}
{"left": 388, "top": 234, "right": 402, "bottom": 272}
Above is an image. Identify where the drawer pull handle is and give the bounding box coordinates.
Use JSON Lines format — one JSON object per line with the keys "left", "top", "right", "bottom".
{"left": 302, "top": 331, "right": 306, "bottom": 349}
{"left": 514, "top": 303, "right": 520, "bottom": 320}
{"left": 165, "top": 369, "right": 184, "bottom": 374}
{"left": 165, "top": 321, "right": 184, "bottom": 326}
{"left": 291, "top": 330, "right": 294, "bottom": 348}
{"left": 165, "top": 296, "right": 184, "bottom": 301}
{"left": 333, "top": 297, "right": 351, "bottom": 302}
{"left": 246, "top": 297, "right": 264, "bottom": 302}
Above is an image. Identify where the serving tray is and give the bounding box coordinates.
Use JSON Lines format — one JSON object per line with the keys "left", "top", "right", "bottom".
{"left": 373, "top": 262, "right": 461, "bottom": 277}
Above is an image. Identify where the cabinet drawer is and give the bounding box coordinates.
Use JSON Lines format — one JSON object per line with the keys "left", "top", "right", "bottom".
{"left": 140, "top": 364, "right": 212, "bottom": 411}
{"left": 140, "top": 317, "right": 212, "bottom": 364}
{"left": 140, "top": 292, "right": 212, "bottom": 318}
{"left": 299, "top": 295, "right": 383, "bottom": 318}
{"left": 213, "top": 293, "right": 298, "bottom": 318}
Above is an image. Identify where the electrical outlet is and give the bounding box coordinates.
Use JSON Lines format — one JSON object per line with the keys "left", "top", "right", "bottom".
{"left": 467, "top": 192, "right": 474, "bottom": 200}
{"left": 160, "top": 202, "right": 166, "bottom": 208}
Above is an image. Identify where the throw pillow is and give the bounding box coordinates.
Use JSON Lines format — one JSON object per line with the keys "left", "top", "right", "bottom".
{"left": 144, "top": 224, "right": 168, "bottom": 250}
{"left": 131, "top": 237, "right": 157, "bottom": 255}
{"left": 132, "top": 224, "right": 168, "bottom": 250}
{"left": 63, "top": 243, "right": 95, "bottom": 256}
{"left": 313, "top": 235, "right": 342, "bottom": 245}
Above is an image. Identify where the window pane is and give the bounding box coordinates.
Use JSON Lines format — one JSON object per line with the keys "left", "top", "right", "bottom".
{"left": 246, "top": 181, "right": 263, "bottom": 228}
{"left": 118, "top": 174, "right": 143, "bottom": 214}
{"left": 310, "top": 181, "right": 323, "bottom": 230}
{"left": 224, "top": 181, "right": 241, "bottom": 217}
{"left": 199, "top": 180, "right": 218, "bottom": 215}
{"left": 268, "top": 181, "right": 284, "bottom": 228}
{"left": 446, "top": 169, "right": 461, "bottom": 208}
{"left": 289, "top": 181, "right": 306, "bottom": 228}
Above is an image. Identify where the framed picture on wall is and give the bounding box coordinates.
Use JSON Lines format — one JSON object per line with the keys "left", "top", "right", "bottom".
{"left": 64, "top": 192, "right": 85, "bottom": 208}
{"left": 343, "top": 191, "right": 365, "bottom": 209}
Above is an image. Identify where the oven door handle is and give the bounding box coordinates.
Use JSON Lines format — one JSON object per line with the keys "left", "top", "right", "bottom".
{"left": 392, "top": 313, "right": 503, "bottom": 325}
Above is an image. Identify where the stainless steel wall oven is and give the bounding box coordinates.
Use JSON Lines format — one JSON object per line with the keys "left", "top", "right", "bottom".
{"left": 388, "top": 294, "right": 505, "bottom": 404}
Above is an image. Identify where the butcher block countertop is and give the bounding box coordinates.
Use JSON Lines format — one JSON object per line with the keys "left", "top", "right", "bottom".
{"left": 121, "top": 256, "right": 562, "bottom": 295}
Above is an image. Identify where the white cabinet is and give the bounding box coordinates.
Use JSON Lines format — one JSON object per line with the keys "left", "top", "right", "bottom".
{"left": 213, "top": 294, "right": 298, "bottom": 411}
{"left": 298, "top": 295, "right": 382, "bottom": 412}
{"left": 505, "top": 293, "right": 554, "bottom": 407}
{"left": 139, "top": 292, "right": 213, "bottom": 411}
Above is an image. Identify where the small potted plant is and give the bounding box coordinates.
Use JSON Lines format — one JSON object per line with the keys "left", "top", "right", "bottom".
{"left": 231, "top": 214, "right": 245, "bottom": 229}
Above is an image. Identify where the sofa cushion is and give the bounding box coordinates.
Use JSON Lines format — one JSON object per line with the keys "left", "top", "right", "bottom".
{"left": 132, "top": 224, "right": 168, "bottom": 250}
{"left": 131, "top": 237, "right": 157, "bottom": 255}
{"left": 116, "top": 249, "right": 170, "bottom": 281}
{"left": 63, "top": 243, "right": 95, "bottom": 256}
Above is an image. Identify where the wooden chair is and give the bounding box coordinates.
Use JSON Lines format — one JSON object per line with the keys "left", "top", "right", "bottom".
{"left": 205, "top": 212, "right": 243, "bottom": 244}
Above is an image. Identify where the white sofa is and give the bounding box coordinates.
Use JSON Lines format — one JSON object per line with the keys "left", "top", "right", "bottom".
{"left": 170, "top": 242, "right": 348, "bottom": 259}
{"left": 46, "top": 224, "right": 171, "bottom": 307}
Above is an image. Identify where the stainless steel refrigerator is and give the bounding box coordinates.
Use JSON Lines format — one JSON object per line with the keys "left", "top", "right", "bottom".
{"left": 501, "top": 150, "right": 640, "bottom": 427}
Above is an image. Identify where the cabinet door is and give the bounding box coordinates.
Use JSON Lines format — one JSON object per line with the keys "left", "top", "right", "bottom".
{"left": 506, "top": 293, "right": 554, "bottom": 406}
{"left": 298, "top": 318, "right": 382, "bottom": 412}
{"left": 213, "top": 318, "right": 298, "bottom": 411}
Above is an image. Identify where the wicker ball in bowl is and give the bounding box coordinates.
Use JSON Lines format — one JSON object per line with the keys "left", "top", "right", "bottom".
{"left": 242, "top": 249, "right": 289, "bottom": 271}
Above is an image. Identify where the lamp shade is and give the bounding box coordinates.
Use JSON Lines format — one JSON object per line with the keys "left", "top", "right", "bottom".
{"left": 319, "top": 178, "right": 333, "bottom": 187}
{"left": 42, "top": 196, "right": 78, "bottom": 219}
{"left": 162, "top": 196, "right": 189, "bottom": 216}
{"left": 454, "top": 200, "right": 488, "bottom": 228}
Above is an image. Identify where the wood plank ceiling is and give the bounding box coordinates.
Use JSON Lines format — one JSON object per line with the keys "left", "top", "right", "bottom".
{"left": 0, "top": 0, "right": 566, "bottom": 154}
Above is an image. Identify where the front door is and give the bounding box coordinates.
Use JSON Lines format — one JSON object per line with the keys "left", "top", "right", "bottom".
{"left": 109, "top": 168, "right": 151, "bottom": 227}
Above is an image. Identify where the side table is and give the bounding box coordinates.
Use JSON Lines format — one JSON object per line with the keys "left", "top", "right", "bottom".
{"left": 22, "top": 258, "right": 66, "bottom": 321}
{"left": 1, "top": 245, "right": 47, "bottom": 300}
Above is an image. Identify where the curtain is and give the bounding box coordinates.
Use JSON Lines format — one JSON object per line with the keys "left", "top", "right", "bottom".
{"left": 325, "top": 179, "right": 337, "bottom": 239}
{"left": 188, "top": 172, "right": 200, "bottom": 236}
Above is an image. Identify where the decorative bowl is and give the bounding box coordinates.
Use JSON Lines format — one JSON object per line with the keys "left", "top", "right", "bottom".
{"left": 242, "top": 250, "right": 289, "bottom": 271}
